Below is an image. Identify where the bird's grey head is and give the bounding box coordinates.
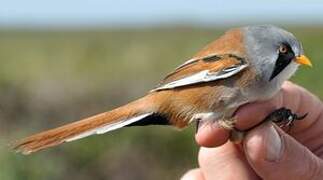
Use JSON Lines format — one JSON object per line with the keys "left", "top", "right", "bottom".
{"left": 242, "top": 25, "right": 310, "bottom": 85}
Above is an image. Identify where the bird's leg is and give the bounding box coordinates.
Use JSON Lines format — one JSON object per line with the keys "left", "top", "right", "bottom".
{"left": 230, "top": 126, "right": 246, "bottom": 143}
{"left": 192, "top": 112, "right": 219, "bottom": 132}
{"left": 230, "top": 107, "right": 308, "bottom": 143}
{"left": 261, "top": 107, "right": 308, "bottom": 132}
{"left": 196, "top": 120, "right": 200, "bottom": 133}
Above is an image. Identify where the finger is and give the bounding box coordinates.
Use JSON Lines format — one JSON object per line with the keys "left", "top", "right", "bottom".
{"left": 198, "top": 142, "right": 259, "bottom": 180}
{"left": 244, "top": 122, "right": 323, "bottom": 179}
{"left": 181, "top": 168, "right": 205, "bottom": 180}
{"left": 195, "top": 121, "right": 230, "bottom": 147}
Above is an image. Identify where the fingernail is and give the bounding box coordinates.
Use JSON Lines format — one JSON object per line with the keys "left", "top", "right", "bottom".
{"left": 265, "top": 124, "right": 282, "bottom": 161}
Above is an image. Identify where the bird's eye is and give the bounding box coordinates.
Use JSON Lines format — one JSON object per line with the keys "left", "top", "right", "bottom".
{"left": 279, "top": 44, "right": 288, "bottom": 54}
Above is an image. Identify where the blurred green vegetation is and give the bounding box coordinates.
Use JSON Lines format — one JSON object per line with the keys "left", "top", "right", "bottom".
{"left": 0, "top": 26, "right": 322, "bottom": 180}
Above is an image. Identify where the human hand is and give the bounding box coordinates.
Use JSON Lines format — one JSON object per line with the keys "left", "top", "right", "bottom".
{"left": 182, "top": 81, "right": 323, "bottom": 180}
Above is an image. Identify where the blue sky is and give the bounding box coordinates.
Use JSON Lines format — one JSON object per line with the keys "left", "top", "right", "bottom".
{"left": 1, "top": 0, "right": 323, "bottom": 28}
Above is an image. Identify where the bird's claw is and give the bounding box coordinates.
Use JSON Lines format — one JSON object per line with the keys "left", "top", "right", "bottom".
{"left": 265, "top": 107, "right": 307, "bottom": 130}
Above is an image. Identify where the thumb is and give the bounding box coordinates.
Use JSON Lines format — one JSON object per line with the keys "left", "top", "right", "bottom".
{"left": 243, "top": 122, "right": 323, "bottom": 180}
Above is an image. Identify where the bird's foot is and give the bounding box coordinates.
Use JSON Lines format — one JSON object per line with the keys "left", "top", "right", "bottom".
{"left": 263, "top": 107, "right": 308, "bottom": 130}
{"left": 192, "top": 112, "right": 218, "bottom": 133}
{"left": 229, "top": 107, "right": 308, "bottom": 143}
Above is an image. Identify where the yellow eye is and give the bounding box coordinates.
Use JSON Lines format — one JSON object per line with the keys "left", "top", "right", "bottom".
{"left": 279, "top": 45, "right": 288, "bottom": 54}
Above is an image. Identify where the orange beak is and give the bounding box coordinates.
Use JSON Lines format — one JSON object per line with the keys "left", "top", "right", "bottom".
{"left": 295, "top": 55, "right": 312, "bottom": 67}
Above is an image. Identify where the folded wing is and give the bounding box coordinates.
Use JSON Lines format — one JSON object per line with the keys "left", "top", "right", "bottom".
{"left": 153, "top": 54, "right": 249, "bottom": 91}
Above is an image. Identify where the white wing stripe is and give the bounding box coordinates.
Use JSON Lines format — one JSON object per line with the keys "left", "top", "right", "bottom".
{"left": 65, "top": 113, "right": 153, "bottom": 142}
{"left": 154, "top": 64, "right": 248, "bottom": 91}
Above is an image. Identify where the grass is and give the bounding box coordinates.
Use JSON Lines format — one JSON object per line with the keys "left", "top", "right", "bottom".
{"left": 0, "top": 26, "right": 322, "bottom": 180}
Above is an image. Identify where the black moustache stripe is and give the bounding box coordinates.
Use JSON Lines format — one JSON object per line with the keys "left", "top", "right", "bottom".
{"left": 270, "top": 46, "right": 295, "bottom": 81}
{"left": 269, "top": 57, "right": 292, "bottom": 81}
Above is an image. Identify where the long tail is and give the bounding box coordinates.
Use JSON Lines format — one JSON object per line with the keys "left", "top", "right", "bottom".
{"left": 13, "top": 95, "right": 158, "bottom": 155}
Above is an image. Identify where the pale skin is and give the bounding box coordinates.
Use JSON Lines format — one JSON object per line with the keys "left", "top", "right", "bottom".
{"left": 181, "top": 81, "right": 323, "bottom": 180}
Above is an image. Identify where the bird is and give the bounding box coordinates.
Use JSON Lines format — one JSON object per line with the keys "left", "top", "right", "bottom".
{"left": 13, "top": 25, "right": 312, "bottom": 155}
